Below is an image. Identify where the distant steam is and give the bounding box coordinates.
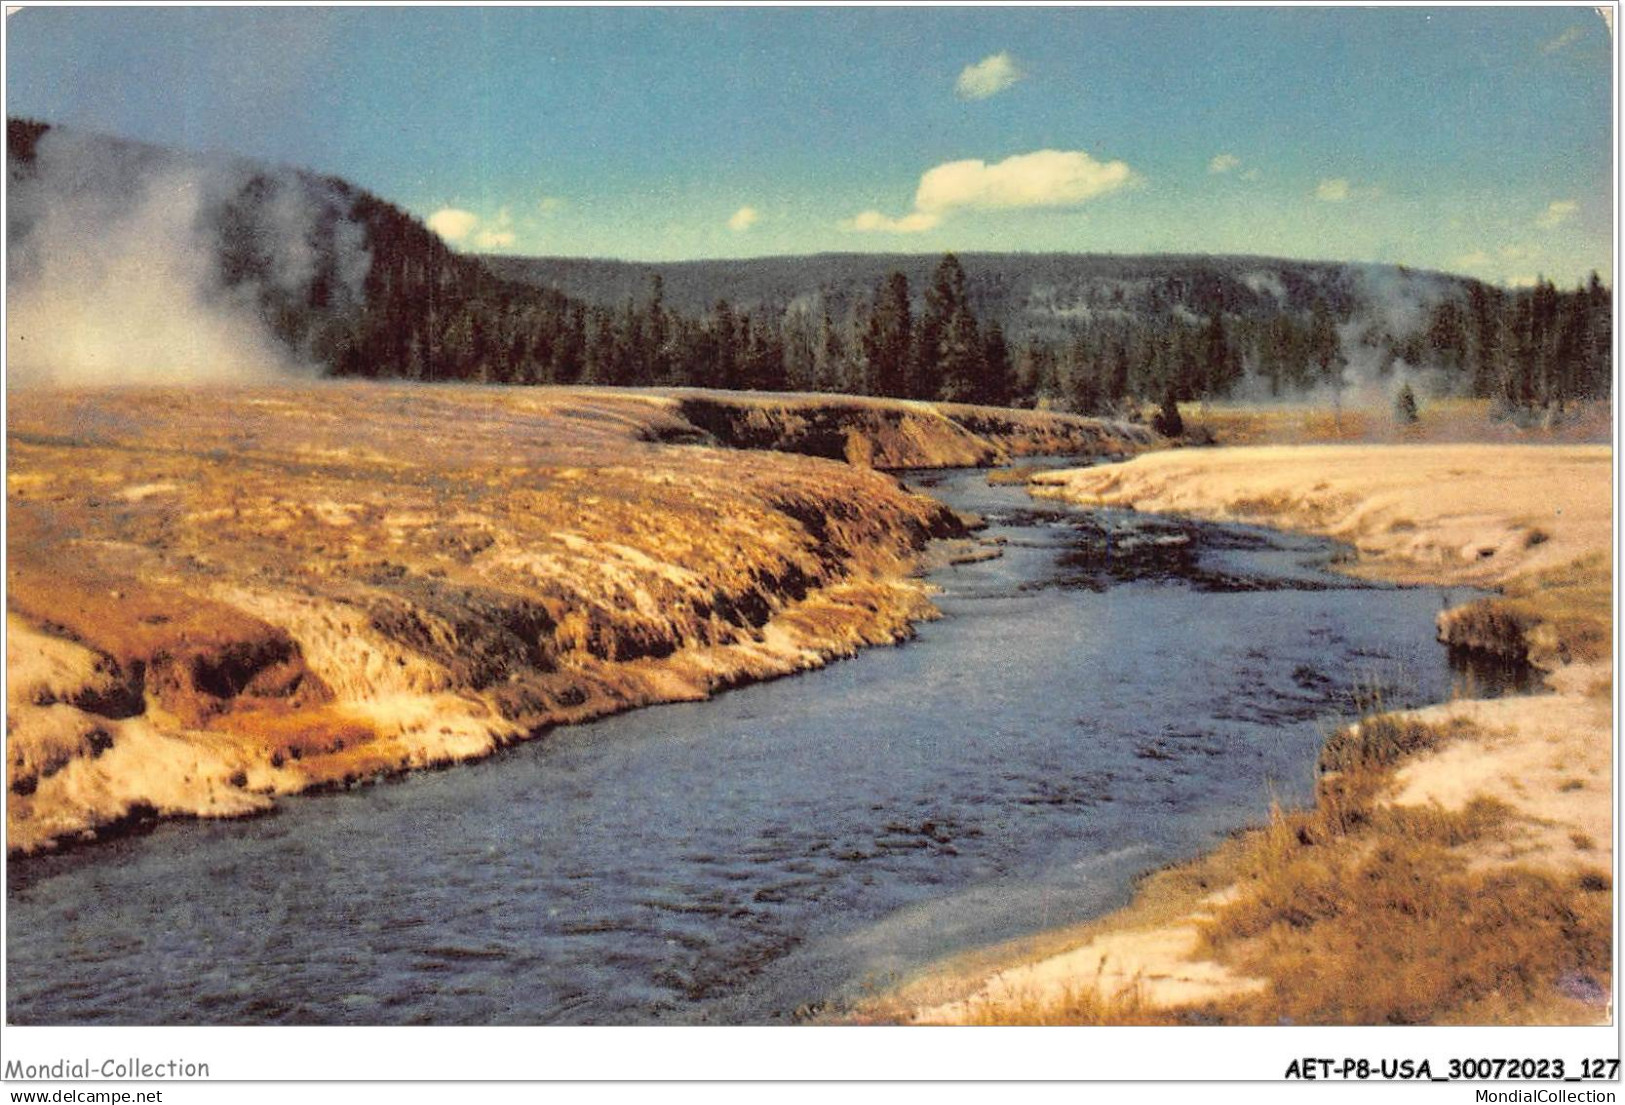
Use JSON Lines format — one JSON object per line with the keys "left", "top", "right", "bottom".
{"left": 7, "top": 127, "right": 370, "bottom": 387}
{"left": 1226, "top": 264, "right": 1460, "bottom": 413}
{"left": 1335, "top": 265, "right": 1456, "bottom": 410}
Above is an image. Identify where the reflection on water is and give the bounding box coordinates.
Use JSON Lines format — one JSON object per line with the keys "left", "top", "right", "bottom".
{"left": 1446, "top": 645, "right": 1542, "bottom": 698}
{"left": 7, "top": 465, "right": 1508, "bottom": 1024}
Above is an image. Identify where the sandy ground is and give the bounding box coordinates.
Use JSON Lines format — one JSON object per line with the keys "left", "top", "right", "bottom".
{"left": 911, "top": 891, "right": 1267, "bottom": 1023}
{"left": 1182, "top": 399, "right": 1611, "bottom": 449}
{"left": 902, "top": 443, "right": 1612, "bottom": 1024}
{"left": 1032, "top": 444, "right": 1610, "bottom": 590}
{"left": 6, "top": 382, "right": 1145, "bottom": 855}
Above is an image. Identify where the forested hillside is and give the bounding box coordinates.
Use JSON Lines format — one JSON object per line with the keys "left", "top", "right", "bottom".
{"left": 483, "top": 251, "right": 1380, "bottom": 335}
{"left": 489, "top": 251, "right": 1613, "bottom": 414}
{"left": 8, "top": 119, "right": 1611, "bottom": 416}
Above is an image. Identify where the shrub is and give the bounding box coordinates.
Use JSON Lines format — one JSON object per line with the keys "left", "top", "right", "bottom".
{"left": 1394, "top": 383, "right": 1420, "bottom": 425}
{"left": 1151, "top": 389, "right": 1184, "bottom": 438}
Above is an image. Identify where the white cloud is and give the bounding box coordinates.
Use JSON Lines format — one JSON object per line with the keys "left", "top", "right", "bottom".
{"left": 1314, "top": 178, "right": 1351, "bottom": 203}
{"left": 1536, "top": 199, "right": 1578, "bottom": 228}
{"left": 427, "top": 207, "right": 479, "bottom": 242}
{"left": 536, "top": 196, "right": 566, "bottom": 216}
{"left": 727, "top": 206, "right": 760, "bottom": 232}
{"left": 841, "top": 209, "right": 941, "bottom": 234}
{"left": 915, "top": 149, "right": 1137, "bottom": 213}
{"left": 1542, "top": 26, "right": 1584, "bottom": 54}
{"left": 845, "top": 148, "right": 1135, "bottom": 235}
{"left": 1455, "top": 250, "right": 1494, "bottom": 270}
{"left": 955, "top": 52, "right": 1023, "bottom": 100}
{"left": 1209, "top": 153, "right": 1241, "bottom": 174}
{"left": 1240, "top": 167, "right": 1262, "bottom": 182}
{"left": 428, "top": 206, "right": 522, "bottom": 251}
{"left": 1314, "top": 177, "right": 1383, "bottom": 203}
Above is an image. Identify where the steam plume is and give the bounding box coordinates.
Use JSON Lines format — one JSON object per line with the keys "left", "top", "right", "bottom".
{"left": 7, "top": 126, "right": 370, "bottom": 387}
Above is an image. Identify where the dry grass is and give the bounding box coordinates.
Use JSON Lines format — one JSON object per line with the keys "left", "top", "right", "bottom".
{"left": 953, "top": 711, "right": 1610, "bottom": 1025}
{"left": 1432, "top": 552, "right": 1612, "bottom": 687}
{"left": 983, "top": 465, "right": 1046, "bottom": 487}
{"left": 955, "top": 967, "right": 1175, "bottom": 1027}
{"left": 1500, "top": 552, "right": 1613, "bottom": 667}
{"left": 1316, "top": 709, "right": 1479, "bottom": 775}
{"left": 1186, "top": 398, "right": 1611, "bottom": 447}
{"left": 1193, "top": 731, "right": 1611, "bottom": 1027}
{"left": 1202, "top": 845, "right": 1610, "bottom": 1025}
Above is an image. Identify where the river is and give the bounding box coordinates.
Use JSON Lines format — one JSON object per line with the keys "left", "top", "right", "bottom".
{"left": 5, "top": 465, "right": 1506, "bottom": 1024}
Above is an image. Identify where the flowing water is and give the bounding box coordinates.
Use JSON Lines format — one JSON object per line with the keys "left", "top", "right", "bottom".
{"left": 6, "top": 466, "right": 1512, "bottom": 1024}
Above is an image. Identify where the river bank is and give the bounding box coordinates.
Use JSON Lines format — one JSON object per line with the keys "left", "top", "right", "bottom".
{"left": 6, "top": 383, "right": 1149, "bottom": 856}
{"left": 884, "top": 443, "right": 1612, "bottom": 1025}
{"left": 8, "top": 458, "right": 1475, "bottom": 1024}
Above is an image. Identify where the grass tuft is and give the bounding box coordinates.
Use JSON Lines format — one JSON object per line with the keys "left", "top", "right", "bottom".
{"left": 956, "top": 963, "right": 1174, "bottom": 1026}
{"left": 1318, "top": 711, "right": 1478, "bottom": 775}
{"left": 1203, "top": 853, "right": 1611, "bottom": 1025}
{"left": 1184, "top": 711, "right": 1609, "bottom": 1024}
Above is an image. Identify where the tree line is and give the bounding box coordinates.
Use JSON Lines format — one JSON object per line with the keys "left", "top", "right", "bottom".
{"left": 322, "top": 183, "right": 1610, "bottom": 413}
{"left": 338, "top": 234, "right": 1022, "bottom": 406}
{"left": 335, "top": 227, "right": 1609, "bottom": 418}
{"left": 9, "top": 118, "right": 1607, "bottom": 413}
{"left": 1024, "top": 273, "right": 1611, "bottom": 416}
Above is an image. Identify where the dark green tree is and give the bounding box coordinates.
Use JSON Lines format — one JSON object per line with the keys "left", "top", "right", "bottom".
{"left": 1201, "top": 310, "right": 1242, "bottom": 399}
{"left": 1152, "top": 385, "right": 1184, "bottom": 438}
{"left": 979, "top": 320, "right": 1013, "bottom": 407}
{"left": 813, "top": 308, "right": 848, "bottom": 393}
{"left": 918, "top": 253, "right": 973, "bottom": 400}
{"left": 936, "top": 304, "right": 983, "bottom": 403}
{"left": 1426, "top": 297, "right": 1468, "bottom": 374}
{"left": 1309, "top": 298, "right": 1346, "bottom": 386}
{"left": 862, "top": 272, "right": 914, "bottom": 397}
{"left": 709, "top": 298, "right": 739, "bottom": 389}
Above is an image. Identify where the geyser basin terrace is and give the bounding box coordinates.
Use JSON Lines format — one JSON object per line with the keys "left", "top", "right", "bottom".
{"left": 4, "top": 382, "right": 1144, "bottom": 854}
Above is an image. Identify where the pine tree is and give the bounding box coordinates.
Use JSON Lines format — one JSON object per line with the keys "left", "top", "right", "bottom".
{"left": 580, "top": 309, "right": 617, "bottom": 386}
{"left": 918, "top": 254, "right": 972, "bottom": 400}
{"left": 1309, "top": 298, "right": 1347, "bottom": 420}
{"left": 1580, "top": 271, "right": 1611, "bottom": 398}
{"left": 936, "top": 304, "right": 983, "bottom": 403}
{"left": 1426, "top": 297, "right": 1468, "bottom": 374}
{"left": 1201, "top": 310, "right": 1241, "bottom": 399}
{"left": 979, "top": 321, "right": 1013, "bottom": 407}
{"left": 862, "top": 272, "right": 913, "bottom": 398}
{"left": 1066, "top": 356, "right": 1102, "bottom": 415}
{"left": 1467, "top": 283, "right": 1506, "bottom": 399}
{"left": 781, "top": 309, "right": 818, "bottom": 392}
{"left": 743, "top": 314, "right": 784, "bottom": 391}
{"left": 1309, "top": 298, "right": 1346, "bottom": 386}
{"left": 645, "top": 273, "right": 672, "bottom": 383}
{"left": 814, "top": 308, "right": 845, "bottom": 392}
{"left": 1104, "top": 337, "right": 1130, "bottom": 406}
{"left": 709, "top": 299, "right": 739, "bottom": 390}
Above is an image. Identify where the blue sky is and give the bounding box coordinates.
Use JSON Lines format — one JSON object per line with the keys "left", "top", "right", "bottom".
{"left": 5, "top": 5, "right": 1613, "bottom": 283}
